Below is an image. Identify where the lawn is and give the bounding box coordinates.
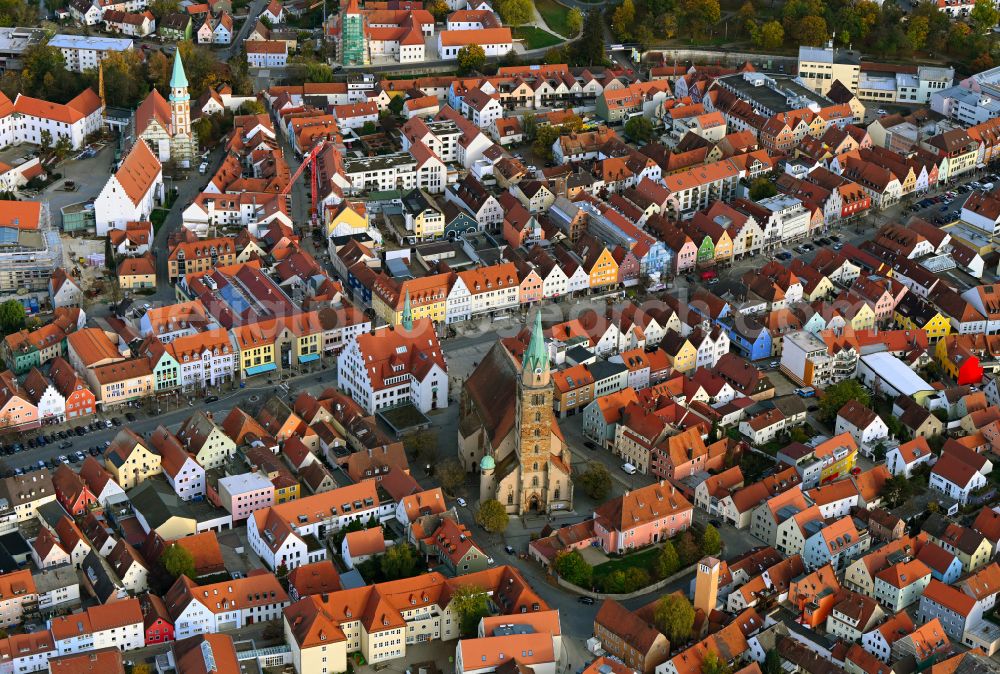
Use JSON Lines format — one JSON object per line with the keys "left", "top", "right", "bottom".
{"left": 591, "top": 546, "right": 661, "bottom": 589}
{"left": 513, "top": 26, "right": 563, "bottom": 49}
{"left": 535, "top": 0, "right": 576, "bottom": 37}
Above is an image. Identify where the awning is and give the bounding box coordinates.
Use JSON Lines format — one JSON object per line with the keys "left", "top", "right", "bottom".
{"left": 299, "top": 353, "right": 320, "bottom": 364}
{"left": 244, "top": 362, "right": 278, "bottom": 376}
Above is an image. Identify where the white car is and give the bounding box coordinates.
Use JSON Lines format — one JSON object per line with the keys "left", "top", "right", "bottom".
{"left": 456, "top": 497, "right": 467, "bottom": 507}
{"left": 198, "top": 162, "right": 209, "bottom": 174}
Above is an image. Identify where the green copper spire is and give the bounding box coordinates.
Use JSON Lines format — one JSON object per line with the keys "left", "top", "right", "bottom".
{"left": 169, "top": 51, "right": 189, "bottom": 101}
{"left": 523, "top": 311, "right": 548, "bottom": 375}
{"left": 401, "top": 289, "right": 413, "bottom": 330}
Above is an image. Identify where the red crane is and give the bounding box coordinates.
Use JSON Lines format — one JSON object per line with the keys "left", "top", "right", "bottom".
{"left": 281, "top": 139, "right": 330, "bottom": 226}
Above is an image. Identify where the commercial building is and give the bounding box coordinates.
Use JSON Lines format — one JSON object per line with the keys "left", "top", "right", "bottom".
{"left": 856, "top": 352, "right": 934, "bottom": 400}
{"left": 797, "top": 44, "right": 861, "bottom": 96}
{"left": 47, "top": 34, "right": 133, "bottom": 73}
{"left": 216, "top": 473, "right": 275, "bottom": 521}
{"left": 0, "top": 201, "right": 62, "bottom": 294}
{"left": 336, "top": 317, "right": 448, "bottom": 414}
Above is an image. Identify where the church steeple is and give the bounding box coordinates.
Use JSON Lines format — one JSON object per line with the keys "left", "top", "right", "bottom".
{"left": 522, "top": 311, "right": 547, "bottom": 374}
{"left": 168, "top": 52, "right": 191, "bottom": 140}
{"left": 522, "top": 311, "right": 549, "bottom": 384}
{"left": 169, "top": 52, "right": 189, "bottom": 101}
{"left": 401, "top": 289, "right": 413, "bottom": 330}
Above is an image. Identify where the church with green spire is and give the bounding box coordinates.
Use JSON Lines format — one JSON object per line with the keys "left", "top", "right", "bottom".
{"left": 458, "top": 312, "right": 573, "bottom": 516}
{"left": 134, "top": 51, "right": 198, "bottom": 166}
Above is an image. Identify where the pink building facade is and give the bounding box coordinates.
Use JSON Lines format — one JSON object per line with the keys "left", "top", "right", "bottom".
{"left": 216, "top": 473, "right": 275, "bottom": 521}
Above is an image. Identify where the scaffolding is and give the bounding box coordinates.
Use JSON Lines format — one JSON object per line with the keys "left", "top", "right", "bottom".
{"left": 341, "top": 7, "right": 368, "bottom": 66}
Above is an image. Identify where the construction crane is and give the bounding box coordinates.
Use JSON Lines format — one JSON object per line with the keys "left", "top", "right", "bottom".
{"left": 281, "top": 139, "right": 331, "bottom": 227}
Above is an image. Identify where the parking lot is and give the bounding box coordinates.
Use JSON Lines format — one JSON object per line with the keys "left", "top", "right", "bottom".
{"left": 3, "top": 413, "right": 138, "bottom": 476}
{"left": 903, "top": 176, "right": 994, "bottom": 225}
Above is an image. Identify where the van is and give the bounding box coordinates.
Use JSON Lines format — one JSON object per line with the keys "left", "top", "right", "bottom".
{"left": 622, "top": 463, "right": 637, "bottom": 475}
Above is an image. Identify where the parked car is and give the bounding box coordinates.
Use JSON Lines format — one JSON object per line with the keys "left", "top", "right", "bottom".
{"left": 577, "top": 596, "right": 595, "bottom": 605}
{"left": 504, "top": 545, "right": 515, "bottom": 554}
{"left": 204, "top": 395, "right": 219, "bottom": 403}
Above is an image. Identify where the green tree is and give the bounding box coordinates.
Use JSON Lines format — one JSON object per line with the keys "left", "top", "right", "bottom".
{"left": 881, "top": 473, "right": 914, "bottom": 506}
{"left": 0, "top": 300, "right": 25, "bottom": 336}
{"left": 497, "top": 0, "right": 532, "bottom": 26}
{"left": 553, "top": 550, "right": 593, "bottom": 586}
{"left": 602, "top": 567, "right": 650, "bottom": 593}
{"left": 818, "top": 379, "right": 871, "bottom": 422}
{"left": 752, "top": 19, "right": 783, "bottom": 48}
{"left": 38, "top": 129, "right": 52, "bottom": 151}
{"left": 426, "top": 0, "right": 449, "bottom": 20}
{"left": 580, "top": 463, "right": 613, "bottom": 500}
{"left": 796, "top": 14, "right": 828, "bottom": 45}
{"left": 736, "top": 1, "right": 756, "bottom": 34}
{"left": 0, "top": 0, "right": 36, "bottom": 25}
{"left": 407, "top": 429, "right": 438, "bottom": 465}
{"left": 148, "top": 0, "right": 179, "bottom": 19}
{"left": 612, "top": 0, "right": 636, "bottom": 39}
{"left": 380, "top": 542, "right": 419, "bottom": 580}
{"left": 947, "top": 20, "right": 973, "bottom": 52}
{"left": 435, "top": 458, "right": 466, "bottom": 495}
{"left": 451, "top": 585, "right": 491, "bottom": 636}
{"left": 701, "top": 524, "right": 722, "bottom": 556}
{"left": 702, "top": 651, "right": 732, "bottom": 674}
{"left": 161, "top": 543, "right": 196, "bottom": 579}
{"left": 836, "top": 0, "right": 880, "bottom": 44}
{"left": 661, "top": 13, "right": 678, "bottom": 37}
{"left": 53, "top": 136, "right": 73, "bottom": 162}
{"left": 653, "top": 593, "right": 695, "bottom": 644}
{"left": 624, "top": 115, "right": 655, "bottom": 143}
{"left": 782, "top": 0, "right": 824, "bottom": 28}
{"left": 174, "top": 41, "right": 226, "bottom": 98}
{"left": 677, "top": 530, "right": 700, "bottom": 566}
{"left": 19, "top": 45, "right": 84, "bottom": 103}
{"left": 88, "top": 49, "right": 148, "bottom": 108}
{"left": 146, "top": 50, "right": 171, "bottom": 93}
{"left": 910, "top": 1, "right": 951, "bottom": 46}
{"left": 571, "top": 9, "right": 606, "bottom": 66}
{"left": 567, "top": 7, "right": 584, "bottom": 33}
{"left": 457, "top": 44, "right": 486, "bottom": 75}
{"left": 238, "top": 99, "right": 267, "bottom": 115}
{"left": 678, "top": 0, "right": 720, "bottom": 39}
{"left": 763, "top": 649, "right": 782, "bottom": 674}
{"left": 388, "top": 95, "right": 405, "bottom": 116}
{"left": 476, "top": 499, "right": 510, "bottom": 533}
{"left": 656, "top": 540, "right": 681, "bottom": 578}
{"left": 971, "top": 0, "right": 999, "bottom": 32}
{"left": 522, "top": 111, "right": 538, "bottom": 141}
{"left": 749, "top": 178, "right": 778, "bottom": 200}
